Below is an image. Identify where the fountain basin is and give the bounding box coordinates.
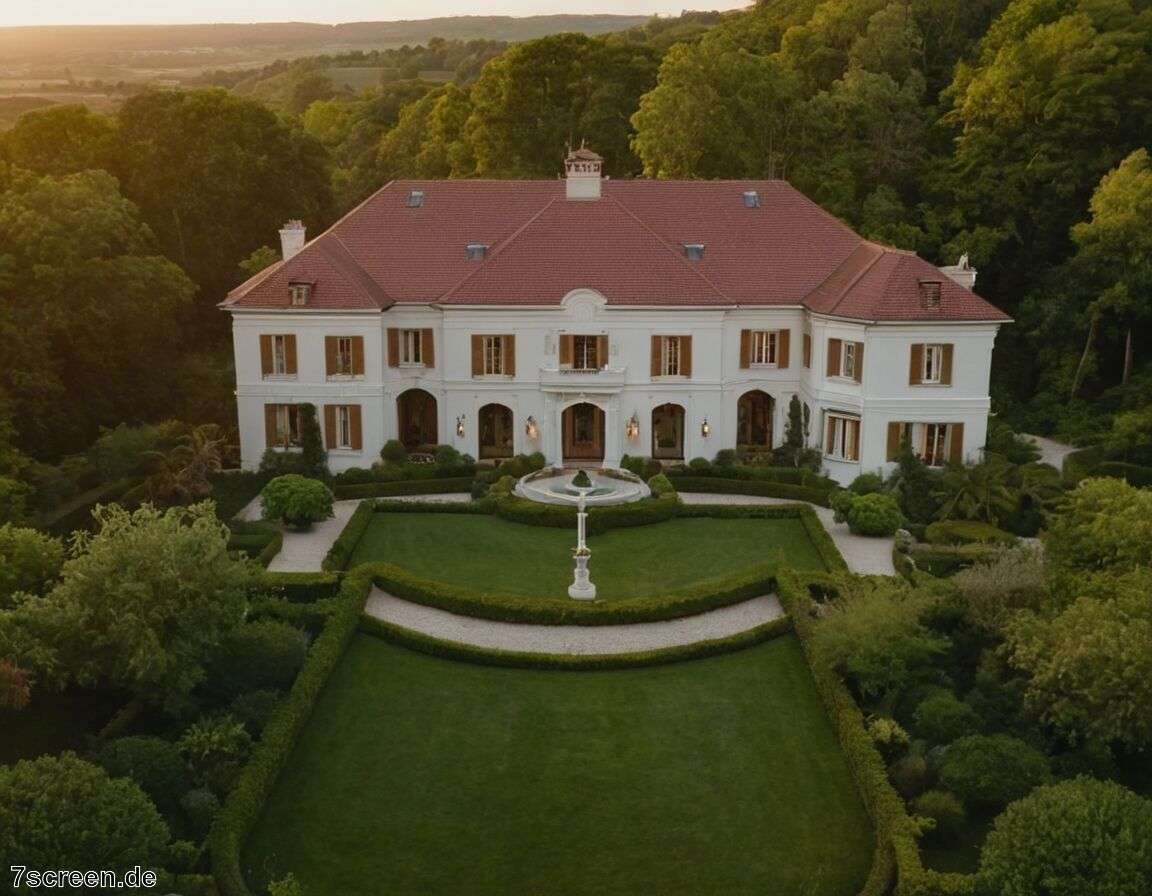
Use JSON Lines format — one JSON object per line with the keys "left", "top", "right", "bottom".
{"left": 514, "top": 467, "right": 650, "bottom": 506}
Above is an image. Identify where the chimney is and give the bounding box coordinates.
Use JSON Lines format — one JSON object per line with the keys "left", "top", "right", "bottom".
{"left": 279, "top": 220, "right": 306, "bottom": 261}
{"left": 940, "top": 252, "right": 977, "bottom": 290}
{"left": 565, "top": 144, "right": 603, "bottom": 201}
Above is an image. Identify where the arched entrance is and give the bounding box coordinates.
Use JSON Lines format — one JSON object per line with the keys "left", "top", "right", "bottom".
{"left": 478, "top": 403, "right": 514, "bottom": 459}
{"left": 651, "top": 403, "right": 685, "bottom": 460}
{"left": 737, "top": 390, "right": 775, "bottom": 452}
{"left": 396, "top": 389, "right": 438, "bottom": 449}
{"left": 562, "top": 402, "right": 605, "bottom": 463}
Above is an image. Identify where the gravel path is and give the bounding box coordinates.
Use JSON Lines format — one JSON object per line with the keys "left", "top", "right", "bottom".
{"left": 677, "top": 493, "right": 897, "bottom": 576}
{"left": 365, "top": 589, "right": 783, "bottom": 655}
{"left": 1022, "top": 433, "right": 1078, "bottom": 472}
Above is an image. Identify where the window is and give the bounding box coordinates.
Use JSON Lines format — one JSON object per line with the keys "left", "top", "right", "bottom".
{"left": 683, "top": 243, "right": 705, "bottom": 261}
{"left": 743, "top": 190, "right": 760, "bottom": 208}
{"left": 920, "top": 280, "right": 943, "bottom": 308}
{"left": 922, "top": 344, "right": 945, "bottom": 384}
{"left": 466, "top": 243, "right": 488, "bottom": 261}
{"left": 825, "top": 415, "right": 860, "bottom": 462}
{"left": 401, "top": 329, "right": 423, "bottom": 365}
{"left": 483, "top": 336, "right": 504, "bottom": 375}
{"left": 407, "top": 190, "right": 424, "bottom": 208}
{"left": 273, "top": 405, "right": 301, "bottom": 447}
{"left": 803, "top": 332, "right": 812, "bottom": 368}
{"left": 288, "top": 282, "right": 311, "bottom": 306}
{"left": 921, "top": 423, "right": 950, "bottom": 467}
{"left": 751, "top": 330, "right": 778, "bottom": 366}
{"left": 271, "top": 335, "right": 290, "bottom": 375}
{"left": 334, "top": 337, "right": 354, "bottom": 376}
{"left": 662, "top": 336, "right": 681, "bottom": 375}
{"left": 573, "top": 335, "right": 599, "bottom": 370}
{"left": 841, "top": 342, "right": 858, "bottom": 379}
{"left": 336, "top": 406, "right": 353, "bottom": 449}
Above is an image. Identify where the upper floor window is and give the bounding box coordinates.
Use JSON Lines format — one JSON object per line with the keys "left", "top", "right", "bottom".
{"left": 662, "top": 337, "right": 680, "bottom": 375}
{"left": 260, "top": 334, "right": 297, "bottom": 378}
{"left": 484, "top": 336, "right": 504, "bottom": 375}
{"left": 752, "top": 330, "right": 778, "bottom": 366}
{"left": 573, "top": 334, "right": 599, "bottom": 370}
{"left": 471, "top": 335, "right": 515, "bottom": 377}
{"left": 825, "top": 414, "right": 860, "bottom": 462}
{"left": 401, "top": 329, "right": 423, "bottom": 365}
{"left": 841, "top": 341, "right": 858, "bottom": 380}
{"left": 272, "top": 335, "right": 290, "bottom": 375}
{"left": 335, "top": 337, "right": 354, "bottom": 375}
{"left": 827, "top": 338, "right": 863, "bottom": 382}
{"left": 922, "top": 344, "right": 944, "bottom": 384}
{"left": 910, "top": 343, "right": 953, "bottom": 386}
{"left": 387, "top": 328, "right": 434, "bottom": 369}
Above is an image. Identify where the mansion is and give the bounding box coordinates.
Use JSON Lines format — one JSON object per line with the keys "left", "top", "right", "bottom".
{"left": 223, "top": 148, "right": 1010, "bottom": 485}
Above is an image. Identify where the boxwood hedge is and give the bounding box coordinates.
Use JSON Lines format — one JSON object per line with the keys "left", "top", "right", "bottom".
{"left": 321, "top": 500, "right": 375, "bottom": 571}
{"left": 331, "top": 477, "right": 474, "bottom": 500}
{"left": 668, "top": 475, "right": 836, "bottom": 507}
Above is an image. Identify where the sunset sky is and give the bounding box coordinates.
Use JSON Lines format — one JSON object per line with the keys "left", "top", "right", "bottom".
{"left": 0, "top": 1, "right": 748, "bottom": 27}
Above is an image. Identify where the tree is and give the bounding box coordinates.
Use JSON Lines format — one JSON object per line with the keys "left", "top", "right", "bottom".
{"left": 889, "top": 430, "right": 939, "bottom": 522}
{"left": 1044, "top": 478, "right": 1152, "bottom": 575}
{"left": 0, "top": 752, "right": 170, "bottom": 872}
{"left": 205, "top": 619, "right": 308, "bottom": 701}
{"left": 298, "top": 403, "right": 328, "bottom": 479}
{"left": 94, "top": 736, "right": 190, "bottom": 815}
{"left": 978, "top": 778, "right": 1152, "bottom": 896}
{"left": 260, "top": 475, "right": 334, "bottom": 529}
{"left": 938, "top": 734, "right": 1050, "bottom": 809}
{"left": 10, "top": 503, "right": 253, "bottom": 707}
{"left": 933, "top": 454, "right": 1017, "bottom": 523}
{"left": 143, "top": 423, "right": 225, "bottom": 506}
{"left": 0, "top": 524, "right": 63, "bottom": 608}
{"left": 0, "top": 104, "right": 118, "bottom": 176}
{"left": 1006, "top": 568, "right": 1152, "bottom": 747}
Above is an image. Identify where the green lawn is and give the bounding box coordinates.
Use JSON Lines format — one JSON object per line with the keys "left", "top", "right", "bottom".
{"left": 348, "top": 513, "right": 825, "bottom": 599}
{"left": 244, "top": 636, "right": 873, "bottom": 896}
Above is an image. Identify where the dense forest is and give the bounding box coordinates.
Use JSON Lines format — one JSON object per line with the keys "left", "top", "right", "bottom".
{"left": 0, "top": 0, "right": 1150, "bottom": 520}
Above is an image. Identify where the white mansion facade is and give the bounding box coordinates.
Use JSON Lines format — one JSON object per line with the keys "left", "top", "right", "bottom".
{"left": 225, "top": 149, "right": 1009, "bottom": 486}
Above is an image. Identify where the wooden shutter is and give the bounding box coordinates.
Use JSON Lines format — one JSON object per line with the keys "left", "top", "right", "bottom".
{"left": 350, "top": 405, "right": 362, "bottom": 450}
{"left": 421, "top": 329, "right": 434, "bottom": 368}
{"left": 825, "top": 415, "right": 836, "bottom": 452}
{"left": 909, "top": 344, "right": 924, "bottom": 385}
{"left": 827, "top": 338, "right": 842, "bottom": 376}
{"left": 681, "top": 336, "right": 692, "bottom": 377}
{"left": 264, "top": 405, "right": 278, "bottom": 448}
{"left": 853, "top": 342, "right": 864, "bottom": 383}
{"left": 260, "top": 335, "right": 273, "bottom": 376}
{"left": 803, "top": 334, "right": 811, "bottom": 368}
{"left": 387, "top": 328, "right": 399, "bottom": 368}
{"left": 949, "top": 423, "right": 965, "bottom": 464}
{"left": 850, "top": 420, "right": 860, "bottom": 461}
{"left": 596, "top": 335, "right": 608, "bottom": 368}
{"left": 559, "top": 334, "right": 573, "bottom": 366}
{"left": 777, "top": 330, "right": 790, "bottom": 368}
{"left": 325, "top": 337, "right": 338, "bottom": 377}
{"left": 284, "top": 335, "right": 298, "bottom": 375}
{"left": 942, "top": 344, "right": 954, "bottom": 385}
{"left": 886, "top": 422, "right": 902, "bottom": 461}
{"left": 505, "top": 335, "right": 515, "bottom": 377}
{"left": 323, "top": 405, "right": 336, "bottom": 449}
{"left": 471, "top": 335, "right": 483, "bottom": 376}
{"left": 651, "top": 336, "right": 661, "bottom": 377}
{"left": 739, "top": 330, "right": 751, "bottom": 369}
{"left": 352, "top": 336, "right": 365, "bottom": 375}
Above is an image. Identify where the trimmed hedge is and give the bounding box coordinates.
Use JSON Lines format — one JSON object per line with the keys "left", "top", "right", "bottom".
{"left": 493, "top": 493, "right": 680, "bottom": 535}
{"left": 39, "top": 476, "right": 140, "bottom": 535}
{"left": 368, "top": 560, "right": 778, "bottom": 626}
{"left": 358, "top": 613, "right": 793, "bottom": 670}
{"left": 331, "top": 477, "right": 474, "bottom": 500}
{"left": 211, "top": 568, "right": 373, "bottom": 896}
{"left": 923, "top": 520, "right": 1016, "bottom": 546}
{"left": 260, "top": 571, "right": 341, "bottom": 603}
{"left": 668, "top": 465, "right": 837, "bottom": 489}
{"left": 1095, "top": 460, "right": 1152, "bottom": 488}
{"left": 248, "top": 595, "right": 343, "bottom": 630}
{"left": 256, "top": 531, "right": 283, "bottom": 568}
{"left": 906, "top": 543, "right": 1000, "bottom": 578}
{"left": 321, "top": 500, "right": 376, "bottom": 571}
{"left": 1062, "top": 446, "right": 1104, "bottom": 486}
{"left": 669, "top": 475, "right": 836, "bottom": 507}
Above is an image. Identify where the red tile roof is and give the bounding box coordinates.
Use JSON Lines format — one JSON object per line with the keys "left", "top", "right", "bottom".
{"left": 223, "top": 178, "right": 1009, "bottom": 322}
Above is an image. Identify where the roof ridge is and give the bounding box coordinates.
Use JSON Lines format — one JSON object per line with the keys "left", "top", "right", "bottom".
{"left": 803, "top": 242, "right": 887, "bottom": 316}
{"left": 318, "top": 233, "right": 394, "bottom": 309}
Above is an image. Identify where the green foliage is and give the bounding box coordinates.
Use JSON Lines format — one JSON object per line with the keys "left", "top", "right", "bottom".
{"left": 321, "top": 499, "right": 374, "bottom": 572}
{"left": 978, "top": 777, "right": 1152, "bottom": 896}
{"left": 1, "top": 103, "right": 119, "bottom": 176}
{"left": 0, "top": 476, "right": 30, "bottom": 525}
{"left": 267, "top": 873, "right": 306, "bottom": 896}
{"left": 670, "top": 475, "right": 835, "bottom": 507}
{"left": 713, "top": 448, "right": 738, "bottom": 467}
{"left": 833, "top": 490, "right": 905, "bottom": 536}
{"left": 380, "top": 438, "right": 408, "bottom": 465}
{"left": 297, "top": 404, "right": 328, "bottom": 480}
{"left": 985, "top": 419, "right": 1041, "bottom": 465}
{"left": 260, "top": 475, "right": 334, "bottom": 529}
{"left": 179, "top": 714, "right": 253, "bottom": 795}
{"left": 571, "top": 469, "right": 592, "bottom": 488}
{"left": 229, "top": 689, "right": 284, "bottom": 738}
{"left": 94, "top": 735, "right": 190, "bottom": 814}
{"left": 867, "top": 715, "right": 910, "bottom": 762}
{"left": 933, "top": 455, "right": 1017, "bottom": 524}
{"left": 950, "top": 547, "right": 1047, "bottom": 634}
{"left": 890, "top": 431, "right": 939, "bottom": 523}
{"left": 912, "top": 790, "right": 966, "bottom": 845}
{"left": 1045, "top": 478, "right": 1152, "bottom": 575}
{"left": 205, "top": 620, "right": 308, "bottom": 701}
{"left": 813, "top": 577, "right": 948, "bottom": 700}
{"left": 0, "top": 524, "right": 63, "bottom": 607}
{"left": 332, "top": 476, "right": 474, "bottom": 500}
{"left": 913, "top": 692, "right": 983, "bottom": 745}
{"left": 0, "top": 752, "right": 170, "bottom": 872}
{"left": 923, "top": 520, "right": 1016, "bottom": 546}
{"left": 938, "top": 734, "right": 1050, "bottom": 809}
{"left": 181, "top": 786, "right": 221, "bottom": 840}
{"left": 849, "top": 472, "right": 884, "bottom": 495}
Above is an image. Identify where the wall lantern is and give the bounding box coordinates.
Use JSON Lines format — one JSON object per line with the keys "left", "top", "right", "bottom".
{"left": 626, "top": 413, "right": 640, "bottom": 440}
{"left": 456, "top": 415, "right": 466, "bottom": 438}
{"left": 701, "top": 418, "right": 711, "bottom": 438}
{"left": 525, "top": 415, "right": 539, "bottom": 440}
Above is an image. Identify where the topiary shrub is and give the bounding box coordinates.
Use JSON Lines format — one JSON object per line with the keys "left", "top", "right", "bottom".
{"left": 913, "top": 789, "right": 966, "bottom": 845}
{"left": 93, "top": 736, "right": 189, "bottom": 814}
{"left": 977, "top": 777, "right": 1152, "bottom": 896}
{"left": 939, "top": 734, "right": 1050, "bottom": 809}
{"left": 913, "top": 692, "right": 984, "bottom": 745}
{"left": 297, "top": 403, "right": 328, "bottom": 479}
{"left": 924, "top": 520, "right": 1017, "bottom": 546}
{"left": 688, "top": 457, "right": 711, "bottom": 472}
{"left": 713, "top": 448, "right": 738, "bottom": 467}
{"left": 333, "top": 466, "right": 375, "bottom": 485}
{"left": 180, "top": 786, "right": 220, "bottom": 840}
{"left": 867, "top": 716, "right": 910, "bottom": 762}
{"left": 833, "top": 491, "right": 905, "bottom": 537}
{"left": 619, "top": 454, "right": 643, "bottom": 476}
{"left": 642, "top": 457, "right": 663, "bottom": 480}
{"left": 526, "top": 452, "right": 546, "bottom": 471}
{"left": 647, "top": 473, "right": 678, "bottom": 501}
{"left": 179, "top": 715, "right": 253, "bottom": 796}
{"left": 488, "top": 474, "right": 517, "bottom": 497}
{"left": 848, "top": 472, "right": 884, "bottom": 495}
{"left": 433, "top": 444, "right": 461, "bottom": 470}
{"left": 571, "top": 469, "right": 592, "bottom": 488}
{"left": 260, "top": 475, "right": 334, "bottom": 530}
{"left": 205, "top": 620, "right": 308, "bottom": 702}
{"left": 380, "top": 439, "right": 408, "bottom": 465}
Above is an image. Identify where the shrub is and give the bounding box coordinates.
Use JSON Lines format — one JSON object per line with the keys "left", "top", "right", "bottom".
{"left": 833, "top": 492, "right": 905, "bottom": 537}
{"left": 888, "top": 751, "right": 932, "bottom": 800}
{"left": 978, "top": 778, "right": 1152, "bottom": 896}
{"left": 951, "top": 547, "right": 1047, "bottom": 633}
{"left": 380, "top": 439, "right": 408, "bottom": 465}
{"left": 924, "top": 520, "right": 1017, "bottom": 546}
{"left": 647, "top": 473, "right": 677, "bottom": 500}
{"left": 332, "top": 466, "right": 375, "bottom": 485}
{"left": 527, "top": 452, "right": 546, "bottom": 471}
{"left": 332, "top": 477, "right": 473, "bottom": 500}
{"left": 849, "top": 472, "right": 884, "bottom": 495}
{"left": 938, "top": 734, "right": 1050, "bottom": 809}
{"left": 1045, "top": 477, "right": 1152, "bottom": 575}
{"left": 181, "top": 787, "right": 220, "bottom": 840}
{"left": 260, "top": 474, "right": 334, "bottom": 529}
{"left": 867, "top": 716, "right": 910, "bottom": 762}
{"left": 619, "top": 454, "right": 643, "bottom": 476}
{"left": 489, "top": 474, "right": 518, "bottom": 497}
{"left": 228, "top": 689, "right": 284, "bottom": 738}
{"left": 688, "top": 456, "right": 711, "bottom": 471}
{"left": 206, "top": 620, "right": 308, "bottom": 702}
{"left": 571, "top": 469, "right": 592, "bottom": 488}
{"left": 94, "top": 736, "right": 189, "bottom": 813}
{"left": 321, "top": 499, "right": 374, "bottom": 571}
{"left": 0, "top": 523, "right": 63, "bottom": 606}
{"left": 179, "top": 715, "right": 253, "bottom": 795}
{"left": 913, "top": 790, "right": 966, "bottom": 844}
{"left": 433, "top": 444, "right": 461, "bottom": 470}
{"left": 713, "top": 448, "right": 738, "bottom": 467}
{"left": 268, "top": 873, "right": 305, "bottom": 896}
{"left": 1095, "top": 460, "right": 1152, "bottom": 488}
{"left": 641, "top": 457, "right": 663, "bottom": 480}
{"left": 913, "top": 692, "right": 983, "bottom": 745}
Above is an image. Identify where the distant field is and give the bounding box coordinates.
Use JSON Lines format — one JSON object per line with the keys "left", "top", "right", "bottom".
{"left": 325, "top": 67, "right": 384, "bottom": 91}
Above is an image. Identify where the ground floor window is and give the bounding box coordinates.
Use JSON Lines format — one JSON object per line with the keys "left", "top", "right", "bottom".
{"left": 336, "top": 405, "right": 353, "bottom": 449}
{"left": 479, "top": 403, "right": 514, "bottom": 459}
{"left": 917, "top": 422, "right": 950, "bottom": 467}
{"left": 266, "top": 404, "right": 301, "bottom": 448}
{"left": 825, "top": 414, "right": 860, "bottom": 462}
{"left": 652, "top": 403, "right": 685, "bottom": 459}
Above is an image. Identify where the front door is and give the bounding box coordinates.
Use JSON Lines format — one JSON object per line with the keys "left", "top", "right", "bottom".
{"left": 563, "top": 403, "right": 605, "bottom": 462}
{"left": 651, "top": 403, "right": 685, "bottom": 460}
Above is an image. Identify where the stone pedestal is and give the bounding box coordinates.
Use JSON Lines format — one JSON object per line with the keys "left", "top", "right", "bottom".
{"left": 568, "top": 552, "right": 597, "bottom": 600}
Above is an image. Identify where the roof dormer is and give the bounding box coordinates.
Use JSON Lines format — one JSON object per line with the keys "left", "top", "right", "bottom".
{"left": 565, "top": 144, "right": 603, "bottom": 201}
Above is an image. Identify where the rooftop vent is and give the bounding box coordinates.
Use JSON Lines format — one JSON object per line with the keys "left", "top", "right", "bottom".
{"left": 407, "top": 190, "right": 425, "bottom": 208}
{"left": 288, "top": 281, "right": 313, "bottom": 306}
{"left": 466, "top": 243, "right": 489, "bottom": 261}
{"left": 684, "top": 243, "right": 705, "bottom": 262}
{"left": 919, "top": 279, "right": 943, "bottom": 308}
{"left": 743, "top": 190, "right": 760, "bottom": 208}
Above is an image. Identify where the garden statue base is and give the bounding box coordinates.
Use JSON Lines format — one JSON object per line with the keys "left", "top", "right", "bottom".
{"left": 568, "top": 552, "right": 597, "bottom": 600}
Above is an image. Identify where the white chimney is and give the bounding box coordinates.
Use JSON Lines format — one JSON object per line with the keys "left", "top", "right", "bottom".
{"left": 565, "top": 144, "right": 603, "bottom": 201}
{"left": 279, "top": 220, "right": 306, "bottom": 261}
{"left": 940, "top": 252, "right": 977, "bottom": 290}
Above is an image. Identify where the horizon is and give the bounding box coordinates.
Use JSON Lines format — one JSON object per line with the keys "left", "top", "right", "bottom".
{"left": 0, "top": 2, "right": 748, "bottom": 28}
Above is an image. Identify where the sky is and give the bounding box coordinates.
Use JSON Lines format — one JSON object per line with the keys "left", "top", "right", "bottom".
{"left": 0, "top": 1, "right": 748, "bottom": 27}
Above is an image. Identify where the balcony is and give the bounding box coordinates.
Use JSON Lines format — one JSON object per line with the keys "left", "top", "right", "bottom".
{"left": 538, "top": 364, "right": 627, "bottom": 391}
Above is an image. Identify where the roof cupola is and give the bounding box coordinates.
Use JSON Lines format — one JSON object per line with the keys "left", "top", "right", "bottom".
{"left": 565, "top": 143, "right": 603, "bottom": 201}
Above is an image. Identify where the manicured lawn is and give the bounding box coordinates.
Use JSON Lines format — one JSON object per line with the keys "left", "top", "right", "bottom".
{"left": 244, "top": 636, "right": 873, "bottom": 896}
{"left": 348, "top": 513, "right": 826, "bottom": 599}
